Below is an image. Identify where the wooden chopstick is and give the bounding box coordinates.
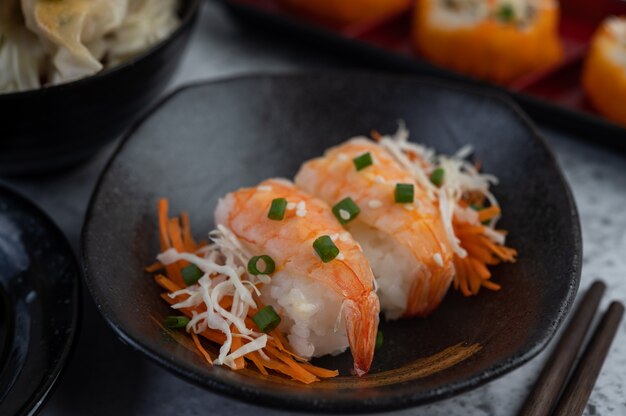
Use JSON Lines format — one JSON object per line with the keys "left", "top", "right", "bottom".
{"left": 517, "top": 281, "right": 606, "bottom": 416}
{"left": 552, "top": 301, "right": 624, "bottom": 416}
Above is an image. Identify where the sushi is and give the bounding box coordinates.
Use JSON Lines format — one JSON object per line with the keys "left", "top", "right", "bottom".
{"left": 152, "top": 178, "right": 379, "bottom": 381}
{"left": 296, "top": 138, "right": 455, "bottom": 318}
{"left": 148, "top": 126, "right": 515, "bottom": 383}
{"left": 411, "top": 0, "right": 563, "bottom": 84}
{"left": 215, "top": 179, "right": 380, "bottom": 375}
{"left": 295, "top": 125, "right": 516, "bottom": 318}
{"left": 280, "top": 0, "right": 411, "bottom": 25}
{"left": 582, "top": 17, "right": 626, "bottom": 127}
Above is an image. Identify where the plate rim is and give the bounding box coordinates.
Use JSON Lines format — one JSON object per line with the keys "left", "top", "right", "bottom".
{"left": 0, "top": 182, "right": 81, "bottom": 416}
{"left": 81, "top": 70, "right": 582, "bottom": 413}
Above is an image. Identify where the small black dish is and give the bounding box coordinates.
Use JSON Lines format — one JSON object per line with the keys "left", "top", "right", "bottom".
{"left": 82, "top": 71, "right": 581, "bottom": 413}
{"left": 0, "top": 184, "right": 80, "bottom": 415}
{"left": 0, "top": 0, "right": 200, "bottom": 176}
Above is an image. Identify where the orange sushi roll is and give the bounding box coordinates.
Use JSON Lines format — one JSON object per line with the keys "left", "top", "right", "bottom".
{"left": 412, "top": 0, "right": 563, "bottom": 84}
{"left": 280, "top": 0, "right": 411, "bottom": 24}
{"left": 582, "top": 17, "right": 626, "bottom": 127}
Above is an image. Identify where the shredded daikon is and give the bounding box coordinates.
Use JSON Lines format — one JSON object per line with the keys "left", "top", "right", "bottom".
{"left": 156, "top": 226, "right": 271, "bottom": 368}
{"left": 380, "top": 122, "right": 508, "bottom": 254}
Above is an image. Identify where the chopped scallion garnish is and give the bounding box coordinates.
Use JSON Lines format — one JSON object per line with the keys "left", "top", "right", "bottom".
{"left": 470, "top": 204, "right": 484, "bottom": 211}
{"left": 182, "top": 264, "right": 203, "bottom": 286}
{"left": 375, "top": 330, "right": 383, "bottom": 350}
{"left": 164, "top": 316, "right": 190, "bottom": 329}
{"left": 247, "top": 255, "right": 276, "bottom": 275}
{"left": 252, "top": 305, "right": 281, "bottom": 333}
{"left": 268, "top": 198, "right": 287, "bottom": 220}
{"left": 498, "top": 4, "right": 515, "bottom": 22}
{"left": 394, "top": 183, "right": 414, "bottom": 203}
{"left": 332, "top": 197, "right": 360, "bottom": 224}
{"left": 313, "top": 235, "right": 340, "bottom": 263}
{"left": 353, "top": 152, "right": 373, "bottom": 171}
{"left": 430, "top": 167, "right": 445, "bottom": 187}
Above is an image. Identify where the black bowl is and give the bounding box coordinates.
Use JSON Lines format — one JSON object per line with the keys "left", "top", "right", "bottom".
{"left": 82, "top": 72, "right": 581, "bottom": 413}
{"left": 0, "top": 0, "right": 200, "bottom": 176}
{"left": 0, "top": 184, "right": 80, "bottom": 415}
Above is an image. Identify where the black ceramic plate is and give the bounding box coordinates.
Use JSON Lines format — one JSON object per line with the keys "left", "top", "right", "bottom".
{"left": 0, "top": 185, "right": 80, "bottom": 415}
{"left": 82, "top": 72, "right": 581, "bottom": 413}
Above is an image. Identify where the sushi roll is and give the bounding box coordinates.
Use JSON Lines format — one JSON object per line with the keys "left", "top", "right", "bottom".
{"left": 280, "top": 0, "right": 411, "bottom": 25}
{"left": 412, "top": 0, "right": 563, "bottom": 84}
{"left": 582, "top": 17, "right": 626, "bottom": 127}
{"left": 214, "top": 179, "right": 380, "bottom": 376}
{"left": 296, "top": 138, "right": 455, "bottom": 319}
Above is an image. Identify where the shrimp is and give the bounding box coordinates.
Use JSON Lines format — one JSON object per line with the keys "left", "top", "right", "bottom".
{"left": 295, "top": 138, "right": 455, "bottom": 318}
{"left": 215, "top": 178, "right": 380, "bottom": 376}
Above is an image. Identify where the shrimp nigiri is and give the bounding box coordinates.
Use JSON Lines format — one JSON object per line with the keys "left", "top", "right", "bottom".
{"left": 296, "top": 139, "right": 455, "bottom": 319}
{"left": 215, "top": 178, "right": 380, "bottom": 376}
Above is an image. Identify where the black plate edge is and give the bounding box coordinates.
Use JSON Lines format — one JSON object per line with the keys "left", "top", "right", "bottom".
{"left": 218, "top": 0, "right": 626, "bottom": 152}
{"left": 0, "top": 181, "right": 82, "bottom": 416}
{"left": 80, "top": 70, "right": 582, "bottom": 413}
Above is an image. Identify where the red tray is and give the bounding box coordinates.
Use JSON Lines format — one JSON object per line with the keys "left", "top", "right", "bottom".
{"left": 221, "top": 0, "right": 626, "bottom": 150}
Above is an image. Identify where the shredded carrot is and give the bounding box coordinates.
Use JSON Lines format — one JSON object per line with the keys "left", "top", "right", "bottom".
{"left": 191, "top": 331, "right": 213, "bottom": 364}
{"left": 145, "top": 261, "right": 164, "bottom": 273}
{"left": 453, "top": 218, "right": 517, "bottom": 296}
{"left": 230, "top": 327, "right": 246, "bottom": 370}
{"left": 265, "top": 346, "right": 318, "bottom": 384}
{"left": 158, "top": 199, "right": 186, "bottom": 287}
{"left": 454, "top": 257, "right": 471, "bottom": 296}
{"left": 481, "top": 280, "right": 502, "bottom": 291}
{"left": 247, "top": 353, "right": 269, "bottom": 375}
{"left": 157, "top": 198, "right": 171, "bottom": 250}
{"left": 180, "top": 212, "right": 198, "bottom": 252}
{"left": 155, "top": 274, "right": 182, "bottom": 293}
{"left": 150, "top": 198, "right": 338, "bottom": 384}
{"left": 478, "top": 205, "right": 501, "bottom": 223}
{"left": 261, "top": 353, "right": 318, "bottom": 384}
{"left": 463, "top": 242, "right": 499, "bottom": 265}
{"left": 168, "top": 218, "right": 189, "bottom": 271}
{"left": 300, "top": 363, "right": 339, "bottom": 378}
{"left": 199, "top": 328, "right": 227, "bottom": 345}
{"left": 220, "top": 296, "right": 234, "bottom": 310}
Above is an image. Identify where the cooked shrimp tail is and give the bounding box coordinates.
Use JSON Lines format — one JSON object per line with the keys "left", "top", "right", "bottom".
{"left": 344, "top": 291, "right": 380, "bottom": 376}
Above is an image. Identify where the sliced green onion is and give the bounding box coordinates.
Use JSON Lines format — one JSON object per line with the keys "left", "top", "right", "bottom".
{"left": 394, "top": 183, "right": 414, "bottom": 203}
{"left": 247, "top": 255, "right": 276, "bottom": 275}
{"left": 268, "top": 198, "right": 287, "bottom": 220}
{"left": 353, "top": 152, "right": 373, "bottom": 171}
{"left": 252, "top": 305, "right": 281, "bottom": 333}
{"left": 164, "top": 316, "right": 190, "bottom": 329}
{"left": 498, "top": 4, "right": 515, "bottom": 22}
{"left": 182, "top": 264, "right": 203, "bottom": 286}
{"left": 332, "top": 197, "right": 360, "bottom": 224}
{"left": 313, "top": 235, "right": 340, "bottom": 263}
{"left": 430, "top": 167, "right": 445, "bottom": 187}
{"left": 375, "top": 330, "right": 383, "bottom": 350}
